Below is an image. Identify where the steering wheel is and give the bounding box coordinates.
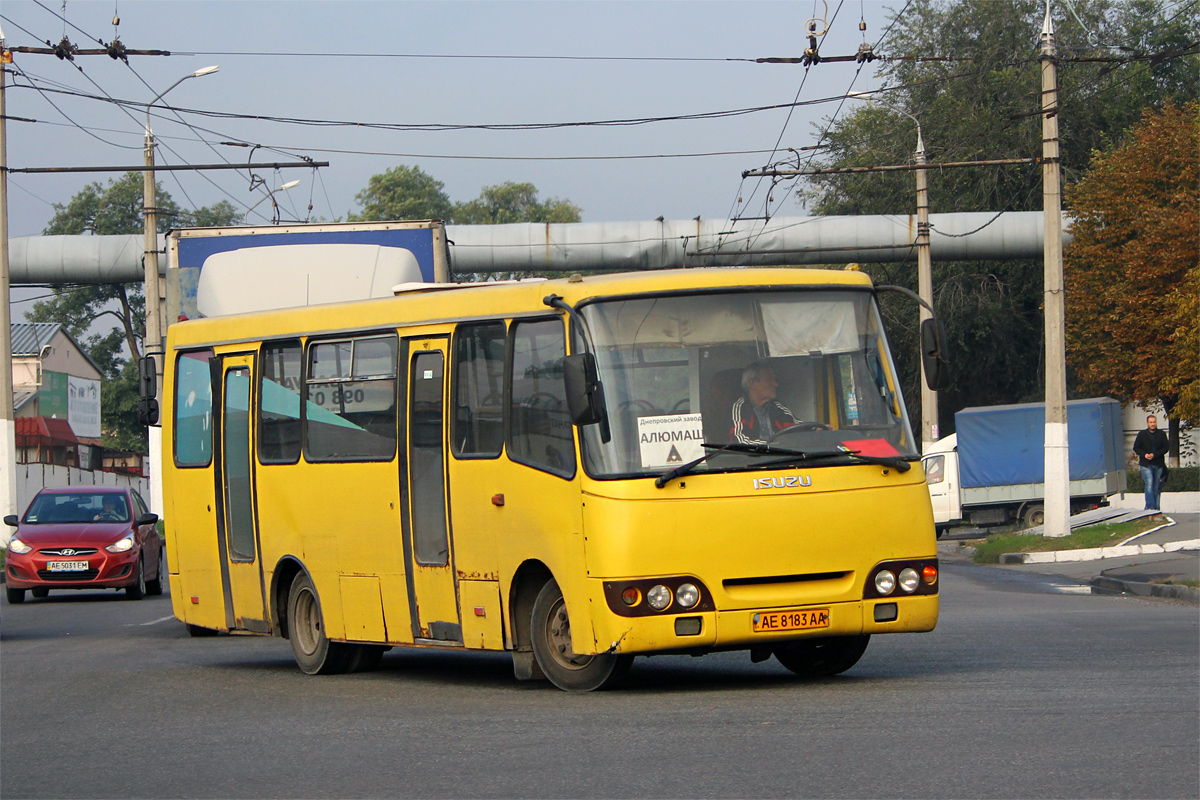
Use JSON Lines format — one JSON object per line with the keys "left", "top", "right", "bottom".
{"left": 768, "top": 421, "right": 833, "bottom": 442}
{"left": 670, "top": 398, "right": 691, "bottom": 413}
{"left": 522, "top": 392, "right": 562, "bottom": 409}
{"left": 94, "top": 512, "right": 122, "bottom": 522}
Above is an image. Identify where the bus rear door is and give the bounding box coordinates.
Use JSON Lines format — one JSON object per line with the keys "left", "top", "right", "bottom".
{"left": 214, "top": 354, "right": 269, "bottom": 632}
{"left": 401, "top": 338, "right": 462, "bottom": 643}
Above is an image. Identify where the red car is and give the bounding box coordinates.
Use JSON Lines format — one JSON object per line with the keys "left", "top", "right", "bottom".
{"left": 4, "top": 487, "right": 163, "bottom": 603}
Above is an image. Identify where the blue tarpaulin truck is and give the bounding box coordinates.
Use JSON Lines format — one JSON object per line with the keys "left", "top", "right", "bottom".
{"left": 921, "top": 398, "right": 1127, "bottom": 531}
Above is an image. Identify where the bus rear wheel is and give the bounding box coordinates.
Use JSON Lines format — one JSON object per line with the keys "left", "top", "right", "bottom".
{"left": 774, "top": 635, "right": 870, "bottom": 679}
{"left": 287, "top": 572, "right": 353, "bottom": 675}
{"left": 530, "top": 579, "right": 632, "bottom": 692}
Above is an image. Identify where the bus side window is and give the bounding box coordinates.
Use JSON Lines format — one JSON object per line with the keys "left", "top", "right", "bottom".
{"left": 260, "top": 340, "right": 302, "bottom": 464}
{"left": 452, "top": 322, "right": 505, "bottom": 458}
{"left": 509, "top": 319, "right": 575, "bottom": 478}
{"left": 174, "top": 349, "right": 215, "bottom": 467}
{"left": 305, "top": 334, "right": 399, "bottom": 462}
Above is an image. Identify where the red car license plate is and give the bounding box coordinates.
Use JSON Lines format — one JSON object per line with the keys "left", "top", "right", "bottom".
{"left": 47, "top": 560, "right": 89, "bottom": 572}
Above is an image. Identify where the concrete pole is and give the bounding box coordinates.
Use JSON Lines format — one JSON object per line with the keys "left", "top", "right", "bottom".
{"left": 0, "top": 41, "right": 19, "bottom": 526}
{"left": 914, "top": 138, "right": 938, "bottom": 452}
{"left": 143, "top": 130, "right": 161, "bottom": 363}
{"left": 141, "top": 67, "right": 216, "bottom": 516}
{"left": 1041, "top": 4, "right": 1070, "bottom": 537}
{"left": 141, "top": 129, "right": 165, "bottom": 516}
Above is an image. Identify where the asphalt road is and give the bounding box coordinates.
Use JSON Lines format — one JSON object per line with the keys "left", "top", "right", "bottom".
{"left": 1, "top": 562, "right": 1197, "bottom": 799}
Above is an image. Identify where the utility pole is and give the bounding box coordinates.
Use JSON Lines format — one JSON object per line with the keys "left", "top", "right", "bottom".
{"left": 0, "top": 33, "right": 17, "bottom": 524}
{"left": 1041, "top": 3, "right": 1070, "bottom": 537}
{"left": 913, "top": 130, "right": 937, "bottom": 452}
{"left": 142, "top": 67, "right": 217, "bottom": 516}
{"left": 844, "top": 91, "right": 937, "bottom": 452}
{"left": 144, "top": 67, "right": 219, "bottom": 376}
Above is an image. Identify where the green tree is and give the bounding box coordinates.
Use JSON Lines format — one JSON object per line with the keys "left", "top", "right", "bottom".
{"left": 30, "top": 172, "right": 242, "bottom": 452}
{"left": 802, "top": 0, "right": 1197, "bottom": 434}
{"left": 453, "top": 182, "right": 582, "bottom": 225}
{"left": 347, "top": 165, "right": 454, "bottom": 222}
{"left": 1065, "top": 103, "right": 1198, "bottom": 453}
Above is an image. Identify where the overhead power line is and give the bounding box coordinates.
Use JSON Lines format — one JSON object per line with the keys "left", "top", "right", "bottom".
{"left": 10, "top": 80, "right": 862, "bottom": 131}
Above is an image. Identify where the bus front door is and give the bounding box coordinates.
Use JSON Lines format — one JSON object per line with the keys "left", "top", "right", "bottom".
{"left": 402, "top": 339, "right": 462, "bottom": 643}
{"left": 215, "top": 355, "right": 268, "bottom": 632}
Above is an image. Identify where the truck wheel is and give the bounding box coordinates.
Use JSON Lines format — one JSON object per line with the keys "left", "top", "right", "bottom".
{"left": 1022, "top": 504, "right": 1045, "bottom": 528}
{"left": 530, "top": 578, "right": 632, "bottom": 692}
{"left": 774, "top": 635, "right": 870, "bottom": 678}
{"left": 287, "top": 572, "right": 353, "bottom": 675}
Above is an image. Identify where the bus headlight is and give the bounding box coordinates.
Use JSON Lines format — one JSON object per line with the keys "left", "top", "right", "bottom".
{"left": 646, "top": 584, "right": 672, "bottom": 611}
{"left": 874, "top": 570, "right": 896, "bottom": 596}
{"left": 675, "top": 583, "right": 700, "bottom": 609}
{"left": 864, "top": 559, "right": 939, "bottom": 599}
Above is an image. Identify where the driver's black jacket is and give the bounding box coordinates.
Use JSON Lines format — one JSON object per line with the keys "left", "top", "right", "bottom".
{"left": 729, "top": 396, "right": 798, "bottom": 445}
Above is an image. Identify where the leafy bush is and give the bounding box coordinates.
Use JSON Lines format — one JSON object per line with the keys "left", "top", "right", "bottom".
{"left": 1126, "top": 466, "right": 1200, "bottom": 493}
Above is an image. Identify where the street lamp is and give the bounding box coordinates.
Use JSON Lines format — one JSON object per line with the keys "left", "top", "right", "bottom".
{"left": 143, "top": 65, "right": 219, "bottom": 369}
{"left": 848, "top": 91, "right": 938, "bottom": 453}
{"left": 141, "top": 66, "right": 217, "bottom": 517}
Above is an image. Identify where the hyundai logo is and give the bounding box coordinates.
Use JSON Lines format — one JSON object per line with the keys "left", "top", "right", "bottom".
{"left": 59, "top": 548, "right": 77, "bottom": 556}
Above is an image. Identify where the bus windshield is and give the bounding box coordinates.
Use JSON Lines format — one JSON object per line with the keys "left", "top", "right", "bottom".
{"left": 576, "top": 289, "right": 917, "bottom": 479}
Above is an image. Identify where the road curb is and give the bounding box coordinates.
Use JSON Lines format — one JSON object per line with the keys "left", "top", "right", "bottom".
{"left": 1089, "top": 576, "right": 1200, "bottom": 604}
{"left": 999, "top": 538, "right": 1200, "bottom": 564}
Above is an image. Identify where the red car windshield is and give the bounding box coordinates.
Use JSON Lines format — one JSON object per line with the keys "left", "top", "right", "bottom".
{"left": 24, "top": 493, "right": 130, "bottom": 524}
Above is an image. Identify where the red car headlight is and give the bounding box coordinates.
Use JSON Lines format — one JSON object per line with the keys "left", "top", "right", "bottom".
{"left": 105, "top": 534, "right": 135, "bottom": 553}
{"left": 7, "top": 537, "right": 32, "bottom": 554}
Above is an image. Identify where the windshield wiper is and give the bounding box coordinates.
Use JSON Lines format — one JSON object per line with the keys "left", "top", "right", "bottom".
{"left": 655, "top": 443, "right": 911, "bottom": 488}
{"left": 654, "top": 442, "right": 804, "bottom": 488}
{"left": 755, "top": 449, "right": 913, "bottom": 474}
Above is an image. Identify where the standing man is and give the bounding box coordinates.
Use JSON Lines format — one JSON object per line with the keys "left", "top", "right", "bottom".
{"left": 1132, "top": 415, "right": 1170, "bottom": 512}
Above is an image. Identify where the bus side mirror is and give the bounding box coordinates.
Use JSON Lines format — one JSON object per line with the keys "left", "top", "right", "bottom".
{"left": 138, "top": 356, "right": 158, "bottom": 400}
{"left": 563, "top": 353, "right": 606, "bottom": 426}
{"left": 137, "top": 398, "right": 160, "bottom": 427}
{"left": 921, "top": 318, "right": 951, "bottom": 391}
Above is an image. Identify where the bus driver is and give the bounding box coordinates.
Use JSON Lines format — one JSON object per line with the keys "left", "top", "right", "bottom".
{"left": 729, "top": 360, "right": 801, "bottom": 445}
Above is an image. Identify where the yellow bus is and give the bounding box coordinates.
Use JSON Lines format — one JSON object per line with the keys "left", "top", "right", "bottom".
{"left": 161, "top": 266, "right": 945, "bottom": 691}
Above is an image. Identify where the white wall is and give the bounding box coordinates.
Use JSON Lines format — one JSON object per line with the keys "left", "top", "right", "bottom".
{"left": 1123, "top": 402, "right": 1197, "bottom": 467}
{"left": 3, "top": 464, "right": 152, "bottom": 545}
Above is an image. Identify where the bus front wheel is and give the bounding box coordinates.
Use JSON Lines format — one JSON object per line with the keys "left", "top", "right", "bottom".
{"left": 774, "top": 635, "right": 870, "bottom": 679}
{"left": 287, "top": 572, "right": 353, "bottom": 675}
{"left": 530, "top": 579, "right": 632, "bottom": 692}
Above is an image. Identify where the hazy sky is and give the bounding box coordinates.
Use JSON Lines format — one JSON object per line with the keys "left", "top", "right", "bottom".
{"left": 3, "top": 0, "right": 906, "bottom": 243}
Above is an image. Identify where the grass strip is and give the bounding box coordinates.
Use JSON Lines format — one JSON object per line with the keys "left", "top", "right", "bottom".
{"left": 969, "top": 517, "right": 1166, "bottom": 564}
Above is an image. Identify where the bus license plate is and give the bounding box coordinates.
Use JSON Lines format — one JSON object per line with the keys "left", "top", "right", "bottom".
{"left": 47, "top": 560, "right": 89, "bottom": 572}
{"left": 752, "top": 608, "right": 830, "bottom": 633}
